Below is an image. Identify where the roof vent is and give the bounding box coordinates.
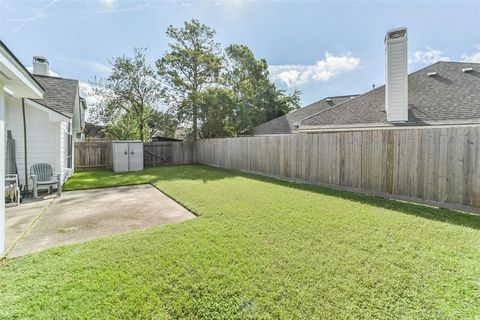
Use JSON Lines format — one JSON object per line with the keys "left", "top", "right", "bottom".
{"left": 462, "top": 67, "right": 473, "bottom": 73}
{"left": 427, "top": 72, "right": 437, "bottom": 77}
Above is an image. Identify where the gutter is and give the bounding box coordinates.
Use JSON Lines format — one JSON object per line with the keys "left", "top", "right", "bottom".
{"left": 0, "top": 40, "right": 45, "bottom": 93}
{"left": 298, "top": 122, "right": 480, "bottom": 133}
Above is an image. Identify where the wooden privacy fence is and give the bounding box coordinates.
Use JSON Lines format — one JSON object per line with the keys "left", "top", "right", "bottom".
{"left": 144, "top": 142, "right": 194, "bottom": 166}
{"left": 75, "top": 141, "right": 193, "bottom": 170}
{"left": 144, "top": 142, "right": 173, "bottom": 166}
{"left": 196, "top": 126, "right": 480, "bottom": 209}
{"left": 172, "top": 141, "right": 195, "bottom": 164}
{"left": 75, "top": 141, "right": 112, "bottom": 170}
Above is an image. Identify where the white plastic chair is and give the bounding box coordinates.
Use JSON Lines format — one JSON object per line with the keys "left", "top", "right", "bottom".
{"left": 30, "top": 163, "right": 62, "bottom": 198}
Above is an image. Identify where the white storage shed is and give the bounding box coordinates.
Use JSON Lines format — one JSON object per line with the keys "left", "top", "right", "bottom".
{"left": 112, "top": 141, "right": 144, "bottom": 172}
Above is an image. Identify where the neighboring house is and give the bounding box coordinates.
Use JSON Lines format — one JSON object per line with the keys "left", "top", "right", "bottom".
{"left": 84, "top": 122, "right": 107, "bottom": 141}
{"left": 4, "top": 55, "right": 87, "bottom": 190}
{"left": 174, "top": 127, "right": 188, "bottom": 140}
{"left": 299, "top": 60, "right": 480, "bottom": 132}
{"left": 84, "top": 124, "right": 184, "bottom": 142}
{"left": 1, "top": 40, "right": 45, "bottom": 253}
{"left": 254, "top": 28, "right": 480, "bottom": 134}
{"left": 253, "top": 95, "right": 358, "bottom": 135}
{"left": 151, "top": 136, "right": 183, "bottom": 142}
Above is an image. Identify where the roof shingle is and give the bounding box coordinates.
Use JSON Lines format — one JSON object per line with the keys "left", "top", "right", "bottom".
{"left": 31, "top": 75, "right": 79, "bottom": 118}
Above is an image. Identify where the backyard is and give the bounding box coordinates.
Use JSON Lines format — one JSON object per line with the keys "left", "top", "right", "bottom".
{"left": 1, "top": 164, "right": 479, "bottom": 319}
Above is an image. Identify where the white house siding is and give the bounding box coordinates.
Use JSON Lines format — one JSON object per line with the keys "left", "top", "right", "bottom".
{"left": 71, "top": 87, "right": 85, "bottom": 142}
{"left": 5, "top": 94, "right": 71, "bottom": 190}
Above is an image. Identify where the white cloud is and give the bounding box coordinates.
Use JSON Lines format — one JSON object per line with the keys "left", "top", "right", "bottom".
{"left": 100, "top": 0, "right": 117, "bottom": 8}
{"left": 268, "top": 52, "right": 360, "bottom": 88}
{"left": 82, "top": 61, "right": 111, "bottom": 74}
{"left": 63, "top": 58, "right": 111, "bottom": 74}
{"left": 94, "top": 2, "right": 149, "bottom": 13}
{"left": 410, "top": 46, "right": 450, "bottom": 64}
{"left": 79, "top": 82, "right": 104, "bottom": 122}
{"left": 462, "top": 45, "right": 480, "bottom": 63}
{"left": 79, "top": 82, "right": 102, "bottom": 108}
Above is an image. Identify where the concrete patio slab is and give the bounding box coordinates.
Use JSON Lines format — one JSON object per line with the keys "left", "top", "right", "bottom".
{"left": 4, "top": 196, "right": 56, "bottom": 256}
{"left": 7, "top": 184, "right": 195, "bottom": 258}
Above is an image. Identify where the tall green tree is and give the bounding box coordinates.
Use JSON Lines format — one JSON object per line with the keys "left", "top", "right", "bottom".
{"left": 91, "top": 48, "right": 164, "bottom": 141}
{"left": 156, "top": 19, "right": 223, "bottom": 141}
{"left": 147, "top": 110, "right": 178, "bottom": 139}
{"left": 103, "top": 112, "right": 141, "bottom": 140}
{"left": 224, "top": 44, "right": 301, "bottom": 134}
{"left": 198, "top": 87, "right": 236, "bottom": 138}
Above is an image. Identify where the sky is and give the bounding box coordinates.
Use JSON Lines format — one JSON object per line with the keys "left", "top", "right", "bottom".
{"left": 0, "top": 0, "right": 479, "bottom": 110}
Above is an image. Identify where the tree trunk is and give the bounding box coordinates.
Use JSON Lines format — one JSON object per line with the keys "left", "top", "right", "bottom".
{"left": 192, "top": 104, "right": 197, "bottom": 142}
{"left": 139, "top": 104, "right": 145, "bottom": 142}
{"left": 192, "top": 87, "right": 198, "bottom": 142}
{"left": 139, "top": 123, "right": 144, "bottom": 142}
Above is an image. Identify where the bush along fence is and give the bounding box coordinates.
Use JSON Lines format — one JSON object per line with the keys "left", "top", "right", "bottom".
{"left": 75, "top": 141, "right": 194, "bottom": 170}
{"left": 195, "top": 126, "right": 480, "bottom": 210}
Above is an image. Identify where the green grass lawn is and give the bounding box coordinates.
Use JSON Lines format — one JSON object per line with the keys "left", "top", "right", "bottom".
{"left": 1, "top": 165, "right": 480, "bottom": 319}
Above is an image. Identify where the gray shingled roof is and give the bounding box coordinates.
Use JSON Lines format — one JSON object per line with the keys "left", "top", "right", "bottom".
{"left": 85, "top": 122, "right": 106, "bottom": 139}
{"left": 253, "top": 95, "right": 358, "bottom": 135}
{"left": 30, "top": 75, "right": 79, "bottom": 118}
{"left": 300, "top": 61, "right": 480, "bottom": 129}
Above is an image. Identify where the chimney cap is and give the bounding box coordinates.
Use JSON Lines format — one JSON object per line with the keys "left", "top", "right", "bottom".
{"left": 33, "top": 56, "right": 49, "bottom": 64}
{"left": 385, "top": 27, "right": 407, "bottom": 42}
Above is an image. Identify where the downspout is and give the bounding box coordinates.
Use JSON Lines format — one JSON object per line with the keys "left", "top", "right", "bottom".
{"left": 22, "top": 98, "right": 28, "bottom": 195}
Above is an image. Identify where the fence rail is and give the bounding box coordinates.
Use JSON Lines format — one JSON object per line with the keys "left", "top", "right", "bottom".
{"left": 195, "top": 127, "right": 480, "bottom": 209}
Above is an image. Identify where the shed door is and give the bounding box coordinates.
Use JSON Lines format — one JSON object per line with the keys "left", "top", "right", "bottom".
{"left": 129, "top": 142, "right": 144, "bottom": 172}
{"left": 113, "top": 143, "right": 129, "bottom": 172}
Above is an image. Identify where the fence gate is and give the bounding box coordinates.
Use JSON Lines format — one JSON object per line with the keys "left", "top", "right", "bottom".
{"left": 143, "top": 142, "right": 173, "bottom": 166}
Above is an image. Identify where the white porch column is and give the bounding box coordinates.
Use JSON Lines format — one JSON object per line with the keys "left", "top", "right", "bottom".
{"left": 0, "top": 85, "right": 5, "bottom": 254}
